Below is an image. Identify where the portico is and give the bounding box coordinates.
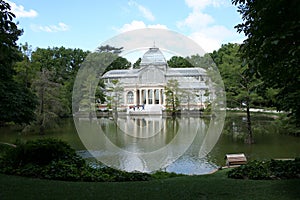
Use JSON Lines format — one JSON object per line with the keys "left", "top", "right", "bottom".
{"left": 126, "top": 88, "right": 165, "bottom": 106}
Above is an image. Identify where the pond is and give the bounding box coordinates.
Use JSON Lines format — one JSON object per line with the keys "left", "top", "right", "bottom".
{"left": 0, "top": 112, "right": 299, "bottom": 175}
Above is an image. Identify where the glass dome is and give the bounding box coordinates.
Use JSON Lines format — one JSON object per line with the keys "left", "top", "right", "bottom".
{"left": 140, "top": 47, "right": 167, "bottom": 66}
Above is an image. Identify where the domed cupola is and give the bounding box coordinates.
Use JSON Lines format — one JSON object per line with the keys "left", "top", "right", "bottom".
{"left": 140, "top": 47, "right": 167, "bottom": 67}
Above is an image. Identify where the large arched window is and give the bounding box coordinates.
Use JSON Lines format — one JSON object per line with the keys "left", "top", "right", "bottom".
{"left": 127, "top": 91, "right": 134, "bottom": 104}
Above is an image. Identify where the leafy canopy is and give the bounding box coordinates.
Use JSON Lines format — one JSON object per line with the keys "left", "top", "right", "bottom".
{"left": 0, "top": 0, "right": 37, "bottom": 125}
{"left": 232, "top": 0, "right": 300, "bottom": 125}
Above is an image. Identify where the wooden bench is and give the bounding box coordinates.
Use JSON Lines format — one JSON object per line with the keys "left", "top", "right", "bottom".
{"left": 225, "top": 153, "right": 247, "bottom": 167}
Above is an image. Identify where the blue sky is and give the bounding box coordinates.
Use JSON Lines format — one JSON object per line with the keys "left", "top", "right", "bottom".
{"left": 7, "top": 0, "right": 245, "bottom": 53}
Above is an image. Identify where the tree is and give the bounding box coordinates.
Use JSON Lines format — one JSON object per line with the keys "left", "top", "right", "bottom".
{"left": 32, "top": 69, "right": 64, "bottom": 135}
{"left": 96, "top": 45, "right": 123, "bottom": 54}
{"left": 165, "top": 79, "right": 181, "bottom": 115}
{"left": 103, "top": 56, "right": 131, "bottom": 74}
{"left": 232, "top": 0, "right": 300, "bottom": 126}
{"left": 72, "top": 51, "right": 118, "bottom": 113}
{"left": 31, "top": 47, "right": 89, "bottom": 115}
{"left": 211, "top": 43, "right": 265, "bottom": 143}
{"left": 133, "top": 58, "right": 141, "bottom": 69}
{"left": 167, "top": 56, "right": 193, "bottom": 68}
{"left": 186, "top": 54, "right": 214, "bottom": 70}
{"left": 0, "top": 0, "right": 37, "bottom": 125}
{"left": 13, "top": 42, "right": 37, "bottom": 88}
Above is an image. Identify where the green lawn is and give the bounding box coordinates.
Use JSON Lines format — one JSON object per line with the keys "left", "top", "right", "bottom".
{"left": 0, "top": 170, "right": 299, "bottom": 200}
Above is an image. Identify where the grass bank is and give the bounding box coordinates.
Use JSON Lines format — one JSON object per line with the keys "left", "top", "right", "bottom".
{"left": 0, "top": 170, "right": 299, "bottom": 200}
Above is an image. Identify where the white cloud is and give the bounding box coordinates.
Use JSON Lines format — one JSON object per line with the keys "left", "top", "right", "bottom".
{"left": 185, "top": 0, "right": 227, "bottom": 10}
{"left": 200, "top": 25, "right": 234, "bottom": 39}
{"left": 148, "top": 24, "right": 168, "bottom": 29}
{"left": 7, "top": 1, "right": 38, "bottom": 18}
{"left": 128, "top": 1, "right": 155, "bottom": 21}
{"left": 177, "top": 0, "right": 241, "bottom": 52}
{"left": 177, "top": 11, "right": 214, "bottom": 30}
{"left": 189, "top": 25, "right": 245, "bottom": 52}
{"left": 189, "top": 32, "right": 220, "bottom": 53}
{"left": 31, "top": 22, "right": 70, "bottom": 33}
{"left": 116, "top": 20, "right": 167, "bottom": 33}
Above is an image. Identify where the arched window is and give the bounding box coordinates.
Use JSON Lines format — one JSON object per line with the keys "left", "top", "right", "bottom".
{"left": 127, "top": 91, "right": 134, "bottom": 104}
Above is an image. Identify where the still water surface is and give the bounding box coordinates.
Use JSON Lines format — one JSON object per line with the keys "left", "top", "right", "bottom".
{"left": 0, "top": 113, "right": 299, "bottom": 174}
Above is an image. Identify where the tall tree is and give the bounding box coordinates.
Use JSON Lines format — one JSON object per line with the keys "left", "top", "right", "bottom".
{"left": 133, "top": 58, "right": 141, "bottom": 69}
{"left": 0, "top": 0, "right": 37, "bottom": 125}
{"left": 232, "top": 0, "right": 300, "bottom": 126}
{"left": 73, "top": 51, "right": 118, "bottom": 113}
{"left": 212, "top": 43, "right": 265, "bottom": 143}
{"left": 103, "top": 56, "right": 131, "bottom": 74}
{"left": 167, "top": 56, "right": 193, "bottom": 68}
{"left": 96, "top": 45, "right": 123, "bottom": 54}
{"left": 32, "top": 69, "right": 63, "bottom": 135}
{"left": 31, "top": 47, "right": 89, "bottom": 115}
{"left": 13, "top": 42, "right": 38, "bottom": 88}
{"left": 186, "top": 54, "right": 214, "bottom": 70}
{"left": 165, "top": 79, "right": 181, "bottom": 115}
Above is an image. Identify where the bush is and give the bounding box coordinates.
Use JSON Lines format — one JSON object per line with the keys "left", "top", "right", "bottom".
{"left": 0, "top": 138, "right": 151, "bottom": 182}
{"left": 151, "top": 171, "right": 183, "bottom": 179}
{"left": 0, "top": 143, "right": 15, "bottom": 158}
{"left": 227, "top": 158, "right": 300, "bottom": 180}
{"left": 2, "top": 139, "right": 84, "bottom": 167}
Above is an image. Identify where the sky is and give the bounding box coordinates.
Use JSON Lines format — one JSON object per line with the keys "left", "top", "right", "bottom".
{"left": 6, "top": 0, "right": 245, "bottom": 53}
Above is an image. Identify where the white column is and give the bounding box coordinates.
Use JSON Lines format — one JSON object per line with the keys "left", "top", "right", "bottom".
{"left": 146, "top": 89, "right": 148, "bottom": 104}
{"left": 152, "top": 89, "right": 155, "bottom": 105}
{"left": 133, "top": 90, "right": 137, "bottom": 105}
{"left": 139, "top": 89, "right": 142, "bottom": 105}
{"left": 158, "top": 89, "right": 162, "bottom": 104}
{"left": 163, "top": 90, "right": 166, "bottom": 105}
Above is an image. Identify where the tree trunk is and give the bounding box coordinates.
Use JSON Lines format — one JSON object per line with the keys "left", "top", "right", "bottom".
{"left": 39, "top": 75, "right": 45, "bottom": 135}
{"left": 245, "top": 101, "right": 254, "bottom": 144}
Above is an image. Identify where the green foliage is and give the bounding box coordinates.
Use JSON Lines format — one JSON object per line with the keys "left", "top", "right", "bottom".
{"left": 30, "top": 69, "right": 67, "bottom": 134}
{"left": 227, "top": 158, "right": 300, "bottom": 180}
{"left": 2, "top": 139, "right": 83, "bottom": 167}
{"left": 105, "top": 79, "right": 124, "bottom": 112}
{"left": 151, "top": 171, "right": 183, "bottom": 179}
{"left": 31, "top": 47, "right": 89, "bottom": 115}
{"left": 96, "top": 45, "right": 123, "bottom": 54}
{"left": 0, "top": 82, "right": 38, "bottom": 125}
{"left": 0, "top": 1, "right": 37, "bottom": 125}
{"left": 232, "top": 0, "right": 300, "bottom": 125}
{"left": 133, "top": 57, "right": 141, "bottom": 69}
{"left": 164, "top": 79, "right": 181, "bottom": 113}
{"left": 211, "top": 43, "right": 266, "bottom": 108}
{"left": 0, "top": 139, "right": 151, "bottom": 182}
{"left": 167, "top": 56, "right": 193, "bottom": 68}
{"left": 186, "top": 54, "right": 213, "bottom": 70}
{"left": 0, "top": 143, "right": 14, "bottom": 158}
{"left": 13, "top": 43, "right": 38, "bottom": 88}
{"left": 103, "top": 56, "right": 131, "bottom": 74}
{"left": 1, "top": 170, "right": 300, "bottom": 200}
{"left": 0, "top": 0, "right": 23, "bottom": 74}
{"left": 272, "top": 114, "right": 300, "bottom": 136}
{"left": 72, "top": 51, "right": 118, "bottom": 113}
{"left": 203, "top": 103, "right": 212, "bottom": 115}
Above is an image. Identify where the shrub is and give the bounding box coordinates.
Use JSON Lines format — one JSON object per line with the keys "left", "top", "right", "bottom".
{"left": 0, "top": 138, "right": 151, "bottom": 182}
{"left": 0, "top": 143, "right": 15, "bottom": 158}
{"left": 151, "top": 171, "right": 183, "bottom": 179}
{"left": 2, "top": 138, "right": 84, "bottom": 167}
{"left": 227, "top": 158, "right": 300, "bottom": 180}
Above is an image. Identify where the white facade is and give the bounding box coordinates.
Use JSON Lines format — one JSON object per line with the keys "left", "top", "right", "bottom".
{"left": 101, "top": 47, "right": 209, "bottom": 112}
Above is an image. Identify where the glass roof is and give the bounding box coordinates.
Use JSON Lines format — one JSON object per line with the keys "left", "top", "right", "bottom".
{"left": 140, "top": 47, "right": 167, "bottom": 66}
{"left": 166, "top": 68, "right": 206, "bottom": 76}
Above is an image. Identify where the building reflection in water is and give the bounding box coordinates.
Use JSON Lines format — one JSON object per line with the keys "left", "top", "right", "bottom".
{"left": 76, "top": 115, "right": 223, "bottom": 173}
